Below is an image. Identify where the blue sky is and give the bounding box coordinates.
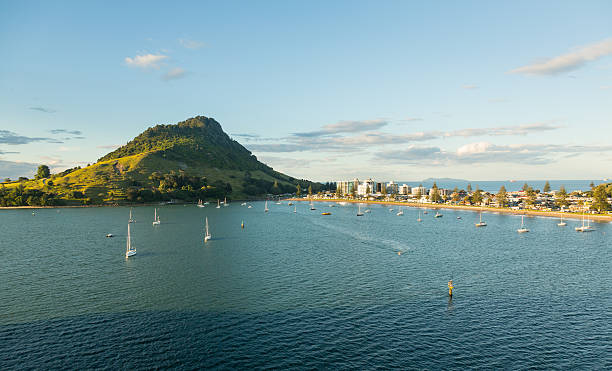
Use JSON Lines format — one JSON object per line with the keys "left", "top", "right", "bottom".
{"left": 1, "top": 0, "right": 611, "bottom": 182}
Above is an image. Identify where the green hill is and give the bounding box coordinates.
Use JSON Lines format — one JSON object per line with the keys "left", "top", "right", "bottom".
{"left": 0, "top": 116, "right": 321, "bottom": 206}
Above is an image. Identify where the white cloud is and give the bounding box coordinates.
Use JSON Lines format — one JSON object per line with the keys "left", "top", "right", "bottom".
{"left": 163, "top": 67, "right": 187, "bottom": 81}
{"left": 462, "top": 84, "right": 479, "bottom": 90}
{"left": 510, "top": 38, "right": 612, "bottom": 75}
{"left": 125, "top": 54, "right": 168, "bottom": 69}
{"left": 456, "top": 142, "right": 492, "bottom": 156}
{"left": 294, "top": 119, "right": 388, "bottom": 137}
{"left": 179, "top": 38, "right": 205, "bottom": 50}
{"left": 375, "top": 142, "right": 612, "bottom": 166}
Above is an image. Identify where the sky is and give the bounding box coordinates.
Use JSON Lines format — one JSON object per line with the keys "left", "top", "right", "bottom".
{"left": 1, "top": 0, "right": 611, "bottom": 182}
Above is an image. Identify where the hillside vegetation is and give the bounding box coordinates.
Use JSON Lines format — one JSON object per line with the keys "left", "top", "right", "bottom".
{"left": 1, "top": 116, "right": 322, "bottom": 206}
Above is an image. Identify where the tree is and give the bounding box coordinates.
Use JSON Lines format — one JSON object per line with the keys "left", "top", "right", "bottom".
{"left": 522, "top": 182, "right": 530, "bottom": 192}
{"left": 430, "top": 183, "right": 441, "bottom": 203}
{"left": 308, "top": 184, "right": 312, "bottom": 196}
{"left": 296, "top": 184, "right": 301, "bottom": 197}
{"left": 555, "top": 185, "right": 569, "bottom": 208}
{"left": 415, "top": 188, "right": 421, "bottom": 200}
{"left": 365, "top": 185, "right": 371, "bottom": 195}
{"left": 36, "top": 165, "right": 50, "bottom": 179}
{"left": 496, "top": 185, "right": 508, "bottom": 207}
{"left": 472, "top": 188, "right": 483, "bottom": 205}
{"left": 590, "top": 181, "right": 595, "bottom": 189}
{"left": 467, "top": 183, "right": 472, "bottom": 193}
{"left": 591, "top": 184, "right": 611, "bottom": 212}
{"left": 525, "top": 187, "right": 537, "bottom": 205}
{"left": 543, "top": 181, "right": 551, "bottom": 193}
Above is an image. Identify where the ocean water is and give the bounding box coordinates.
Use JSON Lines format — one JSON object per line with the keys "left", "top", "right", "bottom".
{"left": 1, "top": 203, "right": 611, "bottom": 369}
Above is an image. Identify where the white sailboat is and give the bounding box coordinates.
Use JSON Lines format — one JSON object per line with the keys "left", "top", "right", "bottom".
{"left": 557, "top": 215, "right": 567, "bottom": 227}
{"left": 152, "top": 208, "right": 161, "bottom": 225}
{"left": 224, "top": 197, "right": 229, "bottom": 207}
{"left": 364, "top": 208, "right": 371, "bottom": 213}
{"left": 517, "top": 215, "right": 529, "bottom": 233}
{"left": 197, "top": 199, "right": 205, "bottom": 208}
{"left": 434, "top": 211, "right": 443, "bottom": 218}
{"left": 475, "top": 212, "right": 487, "bottom": 227}
{"left": 575, "top": 213, "right": 594, "bottom": 232}
{"left": 216, "top": 199, "right": 221, "bottom": 209}
{"left": 204, "top": 217, "right": 211, "bottom": 242}
{"left": 129, "top": 207, "right": 135, "bottom": 223}
{"left": 264, "top": 200, "right": 269, "bottom": 212}
{"left": 417, "top": 210, "right": 422, "bottom": 222}
{"left": 310, "top": 200, "right": 316, "bottom": 211}
{"left": 241, "top": 202, "right": 247, "bottom": 206}
{"left": 125, "top": 223, "right": 136, "bottom": 257}
{"left": 294, "top": 205, "right": 297, "bottom": 213}
{"left": 396, "top": 207, "right": 404, "bottom": 216}
{"left": 357, "top": 204, "right": 364, "bottom": 216}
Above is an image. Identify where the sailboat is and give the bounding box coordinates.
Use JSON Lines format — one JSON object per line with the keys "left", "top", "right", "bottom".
{"left": 364, "top": 208, "right": 371, "bottom": 213}
{"left": 557, "top": 215, "right": 567, "bottom": 227}
{"left": 216, "top": 199, "right": 221, "bottom": 209}
{"left": 152, "top": 208, "right": 161, "bottom": 225}
{"left": 241, "top": 202, "right": 247, "bottom": 206}
{"left": 396, "top": 207, "right": 404, "bottom": 216}
{"left": 294, "top": 205, "right": 297, "bottom": 213}
{"left": 129, "top": 207, "right": 135, "bottom": 223}
{"left": 575, "top": 213, "right": 594, "bottom": 232}
{"left": 204, "top": 217, "right": 211, "bottom": 242}
{"left": 224, "top": 197, "right": 229, "bottom": 207}
{"left": 434, "top": 211, "right": 443, "bottom": 218}
{"left": 475, "top": 212, "right": 487, "bottom": 227}
{"left": 517, "top": 215, "right": 529, "bottom": 233}
{"left": 125, "top": 223, "right": 136, "bottom": 257}
{"left": 310, "top": 200, "right": 316, "bottom": 211}
{"left": 197, "top": 199, "right": 205, "bottom": 208}
{"left": 264, "top": 200, "right": 269, "bottom": 212}
{"left": 417, "top": 210, "right": 422, "bottom": 222}
{"left": 357, "top": 204, "right": 364, "bottom": 216}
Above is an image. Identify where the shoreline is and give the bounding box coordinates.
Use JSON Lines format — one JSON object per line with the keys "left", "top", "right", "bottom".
{"left": 286, "top": 198, "right": 612, "bottom": 223}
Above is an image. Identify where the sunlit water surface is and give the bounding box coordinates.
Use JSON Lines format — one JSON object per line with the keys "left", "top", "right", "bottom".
{"left": 1, "top": 202, "right": 611, "bottom": 369}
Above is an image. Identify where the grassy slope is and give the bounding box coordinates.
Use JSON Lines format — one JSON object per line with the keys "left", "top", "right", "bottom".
{"left": 6, "top": 150, "right": 297, "bottom": 203}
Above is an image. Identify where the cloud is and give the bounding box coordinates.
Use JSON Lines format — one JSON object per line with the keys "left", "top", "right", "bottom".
{"left": 50, "top": 129, "right": 82, "bottom": 135}
{"left": 179, "top": 38, "right": 205, "bottom": 50}
{"left": 247, "top": 121, "right": 562, "bottom": 155}
{"left": 0, "top": 130, "right": 62, "bottom": 145}
{"left": 376, "top": 142, "right": 612, "bottom": 166}
{"left": 0, "top": 150, "right": 19, "bottom": 155}
{"left": 462, "top": 85, "right": 479, "bottom": 90}
{"left": 162, "top": 67, "right": 187, "bottom": 81}
{"left": 125, "top": 54, "right": 168, "bottom": 69}
{"left": 444, "top": 122, "right": 560, "bottom": 137}
{"left": 510, "top": 38, "right": 612, "bottom": 75}
{"left": 30, "top": 106, "right": 56, "bottom": 113}
{"left": 601, "top": 85, "right": 612, "bottom": 90}
{"left": 0, "top": 160, "right": 39, "bottom": 179}
{"left": 96, "top": 144, "right": 121, "bottom": 149}
{"left": 246, "top": 143, "right": 304, "bottom": 153}
{"left": 232, "top": 133, "right": 261, "bottom": 140}
{"left": 293, "top": 119, "right": 388, "bottom": 137}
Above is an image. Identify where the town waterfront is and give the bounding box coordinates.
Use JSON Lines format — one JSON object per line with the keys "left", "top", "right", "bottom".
{"left": 1, "top": 202, "right": 611, "bottom": 369}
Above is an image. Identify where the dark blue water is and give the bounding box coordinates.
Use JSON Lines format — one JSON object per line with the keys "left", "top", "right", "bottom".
{"left": 1, "top": 203, "right": 611, "bottom": 369}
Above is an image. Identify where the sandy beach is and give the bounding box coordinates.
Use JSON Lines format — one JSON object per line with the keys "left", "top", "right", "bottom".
{"left": 287, "top": 198, "right": 612, "bottom": 223}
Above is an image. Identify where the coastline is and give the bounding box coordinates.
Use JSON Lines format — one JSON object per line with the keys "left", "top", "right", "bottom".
{"left": 286, "top": 198, "right": 612, "bottom": 223}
